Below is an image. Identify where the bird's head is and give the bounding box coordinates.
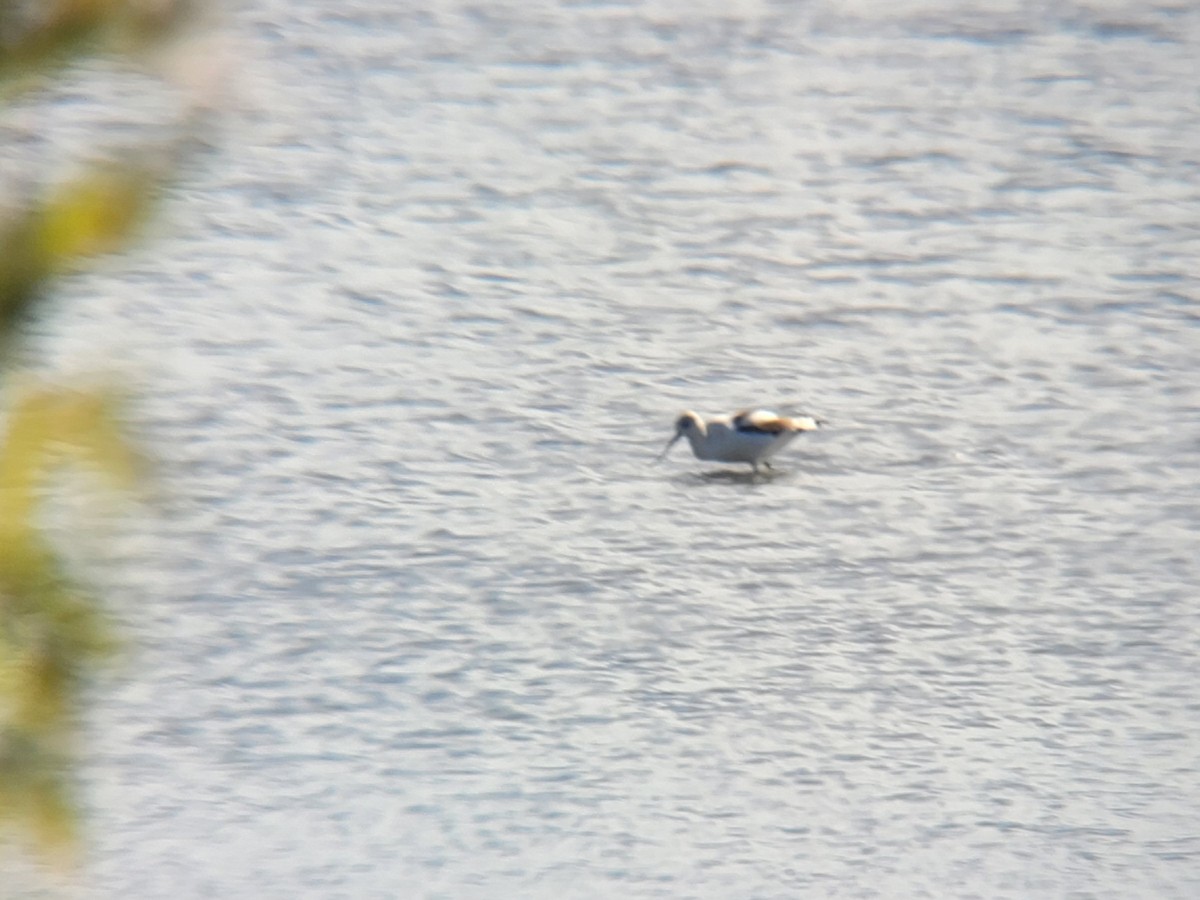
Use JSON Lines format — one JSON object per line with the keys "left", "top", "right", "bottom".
{"left": 657, "top": 411, "right": 704, "bottom": 461}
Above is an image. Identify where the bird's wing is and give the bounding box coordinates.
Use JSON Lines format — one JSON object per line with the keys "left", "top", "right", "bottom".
{"left": 734, "top": 409, "right": 823, "bottom": 433}
{"left": 732, "top": 409, "right": 788, "bottom": 434}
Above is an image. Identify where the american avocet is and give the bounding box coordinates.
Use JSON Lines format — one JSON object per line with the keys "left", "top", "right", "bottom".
{"left": 658, "top": 409, "right": 823, "bottom": 473}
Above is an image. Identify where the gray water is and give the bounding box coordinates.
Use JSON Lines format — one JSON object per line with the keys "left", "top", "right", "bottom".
{"left": 13, "top": 1, "right": 1200, "bottom": 897}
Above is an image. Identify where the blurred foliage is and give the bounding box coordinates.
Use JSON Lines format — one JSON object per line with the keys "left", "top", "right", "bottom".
{"left": 0, "top": 0, "right": 197, "bottom": 97}
{"left": 1, "top": 163, "right": 160, "bottom": 361}
{"left": 0, "top": 386, "right": 138, "bottom": 862}
{"left": 1, "top": 0, "right": 203, "bottom": 868}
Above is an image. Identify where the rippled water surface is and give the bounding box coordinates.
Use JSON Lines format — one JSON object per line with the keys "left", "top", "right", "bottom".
{"left": 14, "top": 0, "right": 1200, "bottom": 897}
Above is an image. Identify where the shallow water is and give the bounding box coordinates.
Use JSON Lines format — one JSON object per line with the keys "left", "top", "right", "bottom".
{"left": 12, "top": 0, "right": 1200, "bottom": 896}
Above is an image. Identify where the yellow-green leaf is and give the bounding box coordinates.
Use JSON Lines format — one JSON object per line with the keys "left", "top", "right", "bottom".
{"left": 35, "top": 168, "right": 153, "bottom": 268}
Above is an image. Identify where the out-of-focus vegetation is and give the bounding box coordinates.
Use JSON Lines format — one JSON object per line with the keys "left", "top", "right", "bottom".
{"left": 1, "top": 163, "right": 159, "bottom": 361}
{"left": 1, "top": 0, "right": 209, "bottom": 866}
{"left": 0, "top": 0, "right": 195, "bottom": 95}
{"left": 0, "top": 384, "right": 139, "bottom": 860}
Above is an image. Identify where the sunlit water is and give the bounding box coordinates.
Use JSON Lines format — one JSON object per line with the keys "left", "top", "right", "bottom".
{"left": 12, "top": 1, "right": 1200, "bottom": 897}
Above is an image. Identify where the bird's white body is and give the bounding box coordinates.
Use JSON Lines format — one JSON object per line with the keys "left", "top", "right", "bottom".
{"left": 659, "top": 409, "right": 822, "bottom": 472}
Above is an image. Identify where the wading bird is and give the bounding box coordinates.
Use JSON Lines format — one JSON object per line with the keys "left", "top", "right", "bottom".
{"left": 658, "top": 409, "right": 823, "bottom": 473}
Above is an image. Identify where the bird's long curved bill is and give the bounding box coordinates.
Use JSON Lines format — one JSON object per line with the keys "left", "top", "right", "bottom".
{"left": 656, "top": 432, "right": 681, "bottom": 462}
